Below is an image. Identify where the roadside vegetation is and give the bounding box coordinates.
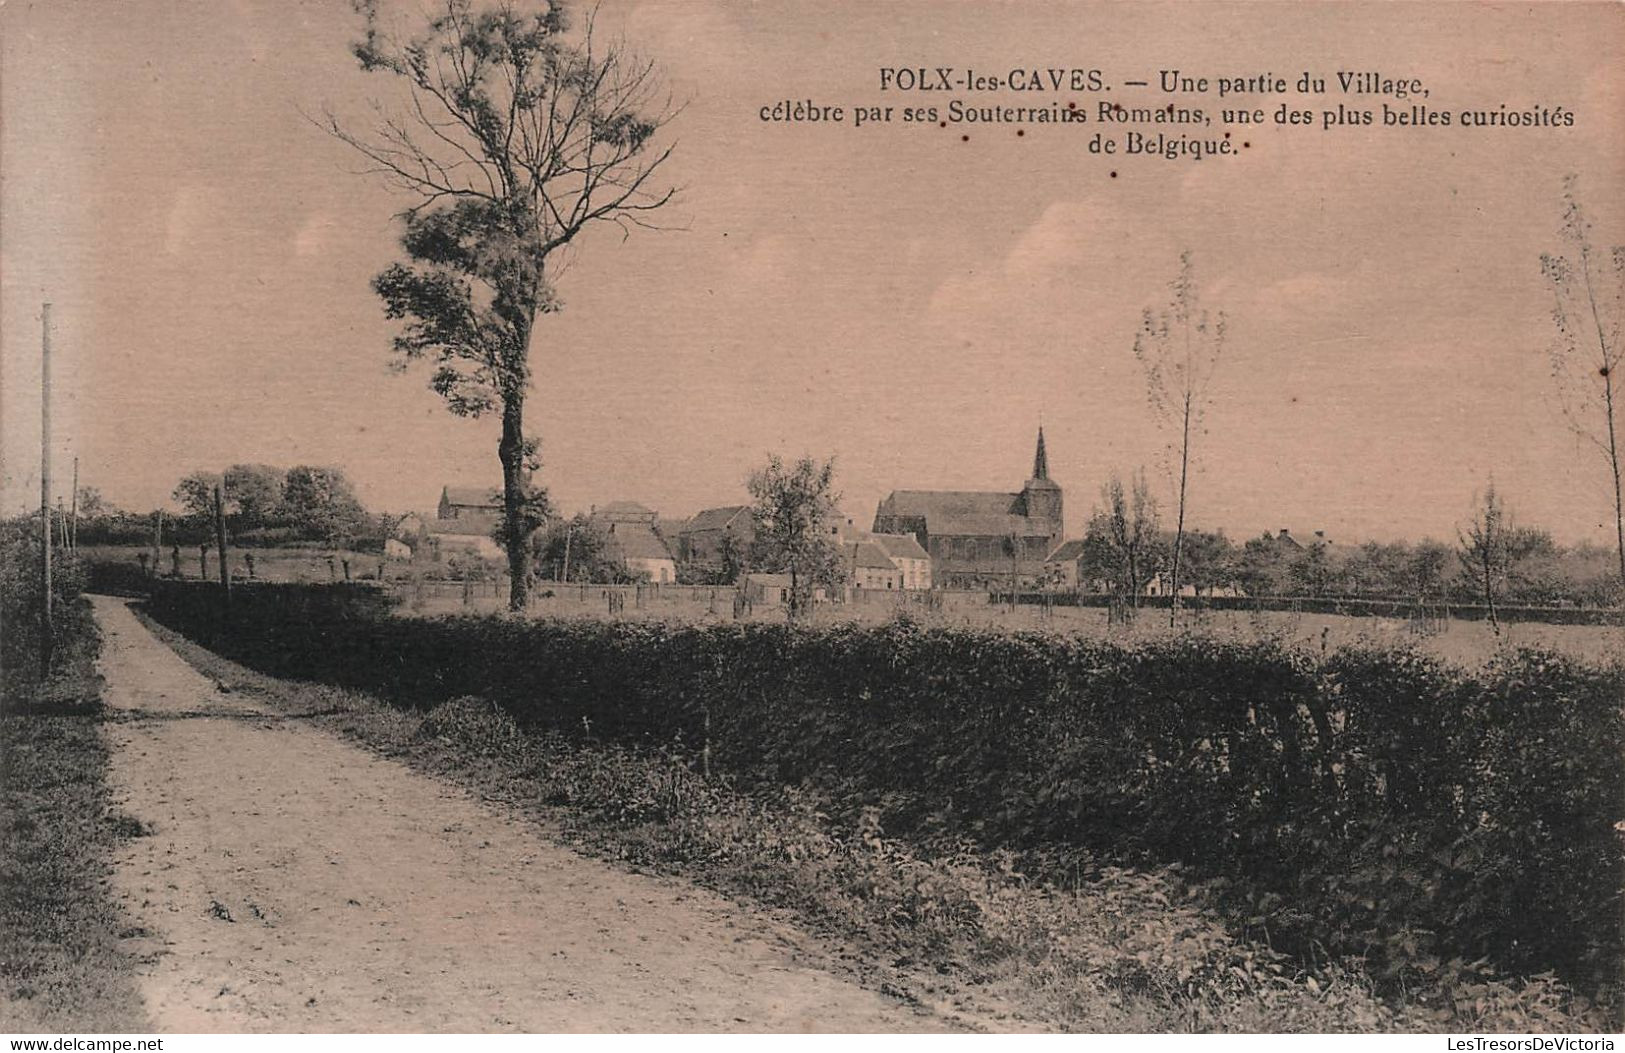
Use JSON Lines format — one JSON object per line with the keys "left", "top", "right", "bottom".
{"left": 138, "top": 581, "right": 1621, "bottom": 1032}
{"left": 0, "top": 520, "right": 145, "bottom": 1032}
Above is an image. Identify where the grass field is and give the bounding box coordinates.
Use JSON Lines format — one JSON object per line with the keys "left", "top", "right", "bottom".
{"left": 398, "top": 581, "right": 1625, "bottom": 667}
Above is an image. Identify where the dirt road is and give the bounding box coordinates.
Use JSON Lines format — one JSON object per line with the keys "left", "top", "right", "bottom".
{"left": 93, "top": 596, "right": 948, "bottom": 1033}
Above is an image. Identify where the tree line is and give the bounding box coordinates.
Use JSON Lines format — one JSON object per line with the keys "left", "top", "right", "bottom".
{"left": 1076, "top": 471, "right": 1622, "bottom": 609}
{"left": 73, "top": 464, "right": 379, "bottom": 550}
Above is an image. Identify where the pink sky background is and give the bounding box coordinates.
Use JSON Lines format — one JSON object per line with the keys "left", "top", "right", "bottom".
{"left": 3, "top": 1, "right": 1623, "bottom": 545}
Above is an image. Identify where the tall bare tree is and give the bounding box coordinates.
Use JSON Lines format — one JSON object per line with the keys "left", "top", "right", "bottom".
{"left": 1458, "top": 481, "right": 1509, "bottom": 635}
{"left": 1135, "top": 251, "right": 1226, "bottom": 626}
{"left": 1541, "top": 174, "right": 1625, "bottom": 591}
{"left": 326, "top": 0, "right": 679, "bottom": 609}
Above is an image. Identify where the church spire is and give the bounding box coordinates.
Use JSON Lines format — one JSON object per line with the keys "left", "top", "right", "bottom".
{"left": 1031, "top": 426, "right": 1050, "bottom": 481}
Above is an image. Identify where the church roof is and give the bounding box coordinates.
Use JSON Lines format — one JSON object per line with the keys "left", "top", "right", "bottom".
{"left": 876, "top": 490, "right": 1054, "bottom": 537}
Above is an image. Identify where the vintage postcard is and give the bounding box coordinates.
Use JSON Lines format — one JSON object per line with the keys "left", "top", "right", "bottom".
{"left": 2, "top": 0, "right": 1622, "bottom": 1040}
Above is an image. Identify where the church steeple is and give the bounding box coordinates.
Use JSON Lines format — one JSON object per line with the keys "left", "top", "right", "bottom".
{"left": 1031, "top": 426, "right": 1050, "bottom": 481}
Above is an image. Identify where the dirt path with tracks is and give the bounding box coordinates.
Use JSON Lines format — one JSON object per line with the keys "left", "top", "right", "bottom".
{"left": 92, "top": 596, "right": 947, "bottom": 1033}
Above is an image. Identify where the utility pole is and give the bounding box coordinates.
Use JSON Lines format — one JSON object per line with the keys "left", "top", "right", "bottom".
{"left": 39, "top": 303, "right": 53, "bottom": 679}
{"left": 213, "top": 484, "right": 231, "bottom": 603}
{"left": 69, "top": 457, "right": 79, "bottom": 551}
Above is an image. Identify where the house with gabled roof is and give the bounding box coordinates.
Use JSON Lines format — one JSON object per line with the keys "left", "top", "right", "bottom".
{"left": 438, "top": 485, "right": 503, "bottom": 521}
{"left": 591, "top": 500, "right": 678, "bottom": 583}
{"left": 678, "top": 504, "right": 754, "bottom": 567}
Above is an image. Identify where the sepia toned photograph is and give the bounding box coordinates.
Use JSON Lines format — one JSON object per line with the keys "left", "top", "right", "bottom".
{"left": 2, "top": 0, "right": 1622, "bottom": 1039}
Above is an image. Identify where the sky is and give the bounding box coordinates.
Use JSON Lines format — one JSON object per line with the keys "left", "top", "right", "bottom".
{"left": 2, "top": 0, "right": 1623, "bottom": 545}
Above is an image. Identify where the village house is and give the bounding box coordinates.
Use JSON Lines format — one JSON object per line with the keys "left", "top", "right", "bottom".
{"left": 678, "top": 504, "right": 754, "bottom": 566}
{"left": 842, "top": 530, "right": 933, "bottom": 590}
{"left": 438, "top": 485, "right": 503, "bottom": 520}
{"left": 1042, "top": 538, "right": 1089, "bottom": 589}
{"left": 845, "top": 539, "right": 903, "bottom": 590}
{"left": 592, "top": 501, "right": 679, "bottom": 584}
{"left": 426, "top": 518, "right": 503, "bottom": 561}
{"left": 872, "top": 428, "right": 1063, "bottom": 589}
{"left": 427, "top": 484, "right": 504, "bottom": 561}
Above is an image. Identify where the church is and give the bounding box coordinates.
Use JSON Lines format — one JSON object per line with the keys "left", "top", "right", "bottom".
{"left": 871, "top": 429, "right": 1063, "bottom": 589}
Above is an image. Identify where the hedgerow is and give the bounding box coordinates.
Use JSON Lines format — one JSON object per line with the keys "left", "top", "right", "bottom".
{"left": 144, "top": 581, "right": 1624, "bottom": 996}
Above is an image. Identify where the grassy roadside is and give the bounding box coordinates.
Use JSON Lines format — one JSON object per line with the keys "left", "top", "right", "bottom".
{"left": 132, "top": 606, "right": 1613, "bottom": 1033}
{"left": 1, "top": 600, "right": 146, "bottom": 1034}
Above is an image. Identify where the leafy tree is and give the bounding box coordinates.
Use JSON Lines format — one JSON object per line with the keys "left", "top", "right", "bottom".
{"left": 1084, "top": 470, "right": 1161, "bottom": 605}
{"left": 223, "top": 464, "right": 285, "bottom": 529}
{"left": 746, "top": 455, "right": 841, "bottom": 620}
{"left": 1135, "top": 251, "right": 1226, "bottom": 624}
{"left": 328, "top": 0, "right": 679, "bottom": 610}
{"left": 1235, "top": 533, "right": 1291, "bottom": 598}
{"left": 1177, "top": 529, "right": 1235, "bottom": 597}
{"left": 533, "top": 512, "right": 634, "bottom": 584}
{"left": 282, "top": 466, "right": 369, "bottom": 548}
{"left": 1407, "top": 539, "right": 1453, "bottom": 602}
{"left": 171, "top": 471, "right": 221, "bottom": 522}
{"left": 1288, "top": 539, "right": 1334, "bottom": 597}
{"left": 1541, "top": 174, "right": 1625, "bottom": 591}
{"left": 74, "top": 487, "right": 112, "bottom": 520}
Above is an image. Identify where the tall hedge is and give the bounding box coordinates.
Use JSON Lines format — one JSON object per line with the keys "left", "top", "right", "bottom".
{"left": 145, "top": 581, "right": 1624, "bottom": 989}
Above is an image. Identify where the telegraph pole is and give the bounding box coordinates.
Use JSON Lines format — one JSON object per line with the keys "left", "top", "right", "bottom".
{"left": 39, "top": 303, "right": 53, "bottom": 679}
{"left": 69, "top": 457, "right": 79, "bottom": 551}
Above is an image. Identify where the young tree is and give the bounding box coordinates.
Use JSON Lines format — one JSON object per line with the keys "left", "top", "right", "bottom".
{"left": 746, "top": 455, "right": 841, "bottom": 621}
{"left": 1542, "top": 175, "right": 1625, "bottom": 592}
{"left": 1459, "top": 482, "right": 1510, "bottom": 634}
{"left": 328, "top": 0, "right": 679, "bottom": 610}
{"left": 1135, "top": 251, "right": 1227, "bottom": 626}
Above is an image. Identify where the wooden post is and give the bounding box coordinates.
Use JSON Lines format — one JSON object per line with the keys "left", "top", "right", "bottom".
{"left": 561, "top": 523, "right": 573, "bottom": 584}
{"left": 39, "top": 303, "right": 53, "bottom": 679}
{"left": 213, "top": 485, "right": 231, "bottom": 601}
{"left": 152, "top": 510, "right": 164, "bottom": 579}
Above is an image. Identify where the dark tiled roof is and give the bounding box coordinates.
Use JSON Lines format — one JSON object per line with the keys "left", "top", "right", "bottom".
{"left": 607, "top": 524, "right": 675, "bottom": 562}
{"left": 684, "top": 505, "right": 750, "bottom": 533}
{"left": 870, "top": 533, "right": 929, "bottom": 560}
{"left": 845, "top": 541, "right": 899, "bottom": 570}
{"left": 1046, "top": 539, "right": 1088, "bottom": 563}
